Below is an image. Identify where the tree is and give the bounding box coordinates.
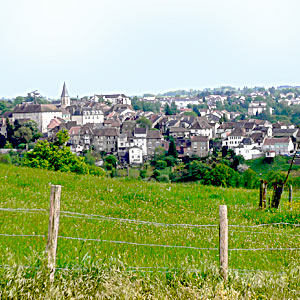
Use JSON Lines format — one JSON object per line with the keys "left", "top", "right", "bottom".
{"left": 205, "top": 164, "right": 239, "bottom": 187}
{"left": 136, "top": 117, "right": 152, "bottom": 129}
{"left": 167, "top": 138, "right": 178, "bottom": 158}
{"left": 104, "top": 155, "right": 117, "bottom": 169}
{"left": 6, "top": 119, "right": 41, "bottom": 148}
{"left": 183, "top": 111, "right": 197, "bottom": 117}
{"left": 164, "top": 104, "right": 172, "bottom": 115}
{"left": 54, "top": 129, "right": 69, "bottom": 146}
{"left": 0, "top": 134, "right": 6, "bottom": 148}
{"left": 170, "top": 102, "right": 178, "bottom": 114}
{"left": 22, "top": 130, "right": 103, "bottom": 176}
{"left": 14, "top": 127, "right": 33, "bottom": 145}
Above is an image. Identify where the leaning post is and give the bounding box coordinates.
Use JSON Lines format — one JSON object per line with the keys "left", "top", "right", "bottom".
{"left": 289, "top": 185, "right": 293, "bottom": 211}
{"left": 47, "top": 185, "right": 61, "bottom": 282}
{"left": 219, "top": 205, "right": 228, "bottom": 281}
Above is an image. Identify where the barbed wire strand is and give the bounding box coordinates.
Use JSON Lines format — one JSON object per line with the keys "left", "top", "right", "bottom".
{"left": 60, "top": 211, "right": 218, "bottom": 228}
{"left": 0, "top": 233, "right": 45, "bottom": 238}
{"left": 57, "top": 235, "right": 218, "bottom": 251}
{"left": 1, "top": 207, "right": 299, "bottom": 228}
{"left": 229, "top": 223, "right": 300, "bottom": 228}
{"left": 230, "top": 230, "right": 300, "bottom": 237}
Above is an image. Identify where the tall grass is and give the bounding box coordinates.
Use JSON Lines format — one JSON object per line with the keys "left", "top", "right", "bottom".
{"left": 0, "top": 164, "right": 299, "bottom": 298}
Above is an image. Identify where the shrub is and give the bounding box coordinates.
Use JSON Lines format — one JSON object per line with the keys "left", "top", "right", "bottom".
{"left": 154, "top": 160, "right": 167, "bottom": 170}
{"left": 242, "top": 168, "right": 260, "bottom": 189}
{"left": 88, "top": 165, "right": 106, "bottom": 177}
{"left": 139, "top": 169, "right": 147, "bottom": 179}
{"left": 152, "top": 169, "right": 161, "bottom": 179}
{"left": 156, "top": 174, "right": 170, "bottom": 183}
{"left": 0, "top": 154, "right": 12, "bottom": 164}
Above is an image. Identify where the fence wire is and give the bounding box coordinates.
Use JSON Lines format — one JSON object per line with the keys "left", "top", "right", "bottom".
{"left": 2, "top": 207, "right": 299, "bottom": 228}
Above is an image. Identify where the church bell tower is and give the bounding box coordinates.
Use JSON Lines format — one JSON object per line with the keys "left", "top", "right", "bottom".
{"left": 61, "top": 82, "right": 70, "bottom": 108}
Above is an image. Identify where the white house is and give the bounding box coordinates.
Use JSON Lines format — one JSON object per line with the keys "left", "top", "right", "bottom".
{"left": 222, "top": 127, "right": 246, "bottom": 149}
{"left": 189, "top": 118, "right": 213, "bottom": 138}
{"left": 102, "top": 94, "right": 131, "bottom": 105}
{"left": 262, "top": 137, "right": 294, "bottom": 155}
{"left": 133, "top": 128, "right": 147, "bottom": 156}
{"left": 248, "top": 101, "right": 271, "bottom": 116}
{"left": 71, "top": 108, "right": 104, "bottom": 125}
{"left": 234, "top": 138, "right": 263, "bottom": 160}
{"left": 129, "top": 146, "right": 143, "bottom": 165}
{"left": 13, "top": 103, "right": 62, "bottom": 133}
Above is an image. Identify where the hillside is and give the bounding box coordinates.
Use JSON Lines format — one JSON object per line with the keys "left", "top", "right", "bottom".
{"left": 246, "top": 155, "right": 300, "bottom": 176}
{"left": 0, "top": 164, "right": 299, "bottom": 298}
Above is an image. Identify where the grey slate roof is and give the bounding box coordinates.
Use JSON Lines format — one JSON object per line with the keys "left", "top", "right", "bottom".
{"left": 13, "top": 104, "right": 61, "bottom": 113}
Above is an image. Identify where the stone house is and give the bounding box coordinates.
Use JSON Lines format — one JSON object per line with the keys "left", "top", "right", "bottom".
{"left": 92, "top": 128, "right": 119, "bottom": 154}
{"left": 146, "top": 130, "right": 164, "bottom": 156}
{"left": 189, "top": 136, "right": 209, "bottom": 157}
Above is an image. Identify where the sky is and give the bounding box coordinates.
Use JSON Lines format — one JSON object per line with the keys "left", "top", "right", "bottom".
{"left": 1, "top": 0, "right": 300, "bottom": 99}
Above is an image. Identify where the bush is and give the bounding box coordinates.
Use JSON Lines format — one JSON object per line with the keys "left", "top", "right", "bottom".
{"left": 88, "top": 165, "right": 106, "bottom": 177}
{"left": 152, "top": 169, "right": 161, "bottom": 179}
{"left": 205, "top": 163, "right": 240, "bottom": 187}
{"left": 139, "top": 169, "right": 147, "bottom": 179}
{"left": 242, "top": 169, "right": 259, "bottom": 189}
{"left": 156, "top": 174, "right": 170, "bottom": 183}
{"left": 154, "top": 160, "right": 167, "bottom": 170}
{"left": 265, "top": 170, "right": 285, "bottom": 187}
{"left": 0, "top": 154, "right": 12, "bottom": 165}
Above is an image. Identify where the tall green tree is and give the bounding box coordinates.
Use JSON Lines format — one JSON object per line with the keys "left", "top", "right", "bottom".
{"left": 167, "top": 138, "right": 178, "bottom": 158}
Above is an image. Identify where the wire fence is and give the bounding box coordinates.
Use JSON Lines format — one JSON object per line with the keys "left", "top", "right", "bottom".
{"left": 0, "top": 200, "right": 299, "bottom": 276}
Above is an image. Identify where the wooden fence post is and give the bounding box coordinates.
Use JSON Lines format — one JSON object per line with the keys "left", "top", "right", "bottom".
{"left": 259, "top": 180, "right": 263, "bottom": 208}
{"left": 219, "top": 205, "right": 228, "bottom": 281}
{"left": 263, "top": 181, "right": 267, "bottom": 209}
{"left": 47, "top": 185, "right": 61, "bottom": 282}
{"left": 289, "top": 185, "right": 293, "bottom": 211}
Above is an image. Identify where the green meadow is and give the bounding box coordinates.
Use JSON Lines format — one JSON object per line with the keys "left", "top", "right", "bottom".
{"left": 0, "top": 164, "right": 299, "bottom": 298}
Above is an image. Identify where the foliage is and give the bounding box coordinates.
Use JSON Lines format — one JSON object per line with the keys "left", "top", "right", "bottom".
{"left": 88, "top": 165, "right": 106, "bottom": 177}
{"left": 139, "top": 169, "right": 147, "bottom": 179}
{"left": 0, "top": 153, "right": 12, "bottom": 164}
{"left": 242, "top": 169, "right": 260, "bottom": 189}
{"left": 136, "top": 116, "right": 152, "bottom": 129}
{"left": 104, "top": 155, "right": 117, "bottom": 169}
{"left": 6, "top": 119, "right": 42, "bottom": 148}
{"left": 156, "top": 174, "right": 170, "bottom": 183}
{"left": 0, "top": 134, "right": 6, "bottom": 148}
{"left": 132, "top": 98, "right": 161, "bottom": 113}
{"left": 22, "top": 130, "right": 93, "bottom": 175}
{"left": 205, "top": 164, "right": 239, "bottom": 187}
{"left": 53, "top": 129, "right": 69, "bottom": 146}
{"left": 154, "top": 160, "right": 167, "bottom": 170}
{"left": 167, "top": 138, "right": 178, "bottom": 158}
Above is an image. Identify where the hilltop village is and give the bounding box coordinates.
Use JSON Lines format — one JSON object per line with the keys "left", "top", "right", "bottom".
{"left": 1, "top": 84, "right": 300, "bottom": 167}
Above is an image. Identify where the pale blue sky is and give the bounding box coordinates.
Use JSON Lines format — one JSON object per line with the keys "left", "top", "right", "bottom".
{"left": 1, "top": 0, "right": 300, "bottom": 98}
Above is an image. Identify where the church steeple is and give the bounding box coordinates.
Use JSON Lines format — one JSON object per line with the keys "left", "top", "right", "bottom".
{"left": 61, "top": 82, "right": 70, "bottom": 108}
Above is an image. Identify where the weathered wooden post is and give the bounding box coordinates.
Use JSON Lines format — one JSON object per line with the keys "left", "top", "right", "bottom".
{"left": 289, "top": 185, "right": 293, "bottom": 210}
{"left": 47, "top": 185, "right": 61, "bottom": 282}
{"left": 219, "top": 205, "right": 228, "bottom": 281}
{"left": 263, "top": 180, "right": 267, "bottom": 209}
{"left": 259, "top": 180, "right": 263, "bottom": 208}
{"left": 127, "top": 165, "right": 130, "bottom": 177}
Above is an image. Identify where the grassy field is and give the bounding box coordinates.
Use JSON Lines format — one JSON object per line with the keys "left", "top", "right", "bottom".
{"left": 0, "top": 164, "right": 299, "bottom": 298}
{"left": 246, "top": 155, "right": 300, "bottom": 176}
